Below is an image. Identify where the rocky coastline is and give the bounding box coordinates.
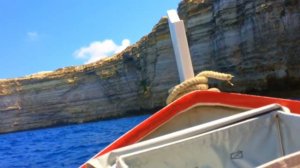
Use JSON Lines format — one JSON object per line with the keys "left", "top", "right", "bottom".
{"left": 0, "top": 0, "right": 299, "bottom": 133}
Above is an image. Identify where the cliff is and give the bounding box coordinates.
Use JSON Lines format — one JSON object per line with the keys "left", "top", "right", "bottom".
{"left": 0, "top": 0, "right": 299, "bottom": 133}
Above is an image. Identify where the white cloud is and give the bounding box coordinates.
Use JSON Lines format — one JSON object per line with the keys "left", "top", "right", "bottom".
{"left": 27, "top": 32, "right": 39, "bottom": 41}
{"left": 74, "top": 39, "right": 130, "bottom": 64}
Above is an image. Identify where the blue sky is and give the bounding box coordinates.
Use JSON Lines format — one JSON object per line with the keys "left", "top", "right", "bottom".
{"left": 0, "top": 0, "right": 180, "bottom": 79}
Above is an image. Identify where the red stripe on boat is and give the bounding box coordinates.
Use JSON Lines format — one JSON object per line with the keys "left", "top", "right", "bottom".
{"left": 80, "top": 91, "right": 300, "bottom": 168}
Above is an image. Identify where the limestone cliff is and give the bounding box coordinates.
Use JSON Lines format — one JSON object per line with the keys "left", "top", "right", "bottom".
{"left": 179, "top": 0, "right": 300, "bottom": 92}
{"left": 0, "top": 0, "right": 299, "bottom": 133}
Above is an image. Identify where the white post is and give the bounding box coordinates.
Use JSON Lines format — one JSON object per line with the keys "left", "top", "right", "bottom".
{"left": 167, "top": 9, "right": 194, "bottom": 82}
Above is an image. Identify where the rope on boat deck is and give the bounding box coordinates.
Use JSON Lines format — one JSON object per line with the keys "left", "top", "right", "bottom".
{"left": 166, "top": 71, "right": 234, "bottom": 104}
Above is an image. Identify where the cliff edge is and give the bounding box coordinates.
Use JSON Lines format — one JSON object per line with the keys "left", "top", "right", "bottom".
{"left": 0, "top": 0, "right": 299, "bottom": 133}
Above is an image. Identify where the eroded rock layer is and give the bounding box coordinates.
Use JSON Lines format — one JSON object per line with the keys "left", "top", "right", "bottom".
{"left": 0, "top": 0, "right": 299, "bottom": 133}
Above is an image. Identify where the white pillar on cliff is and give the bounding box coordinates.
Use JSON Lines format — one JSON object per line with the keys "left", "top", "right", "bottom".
{"left": 167, "top": 9, "right": 194, "bottom": 82}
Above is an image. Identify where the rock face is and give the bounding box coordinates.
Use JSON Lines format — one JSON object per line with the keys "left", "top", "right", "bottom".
{"left": 180, "top": 0, "right": 300, "bottom": 92}
{"left": 0, "top": 0, "right": 299, "bottom": 133}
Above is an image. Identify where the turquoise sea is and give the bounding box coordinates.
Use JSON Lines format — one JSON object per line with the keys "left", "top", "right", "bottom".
{"left": 0, "top": 115, "right": 150, "bottom": 168}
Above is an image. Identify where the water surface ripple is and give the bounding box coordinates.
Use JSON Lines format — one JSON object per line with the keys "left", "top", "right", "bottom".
{"left": 0, "top": 115, "right": 149, "bottom": 168}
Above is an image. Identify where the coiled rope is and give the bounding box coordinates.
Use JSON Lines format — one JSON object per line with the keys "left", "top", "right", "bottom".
{"left": 166, "top": 71, "right": 234, "bottom": 104}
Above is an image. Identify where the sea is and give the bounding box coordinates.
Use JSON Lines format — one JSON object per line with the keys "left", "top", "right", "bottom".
{"left": 0, "top": 114, "right": 150, "bottom": 168}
